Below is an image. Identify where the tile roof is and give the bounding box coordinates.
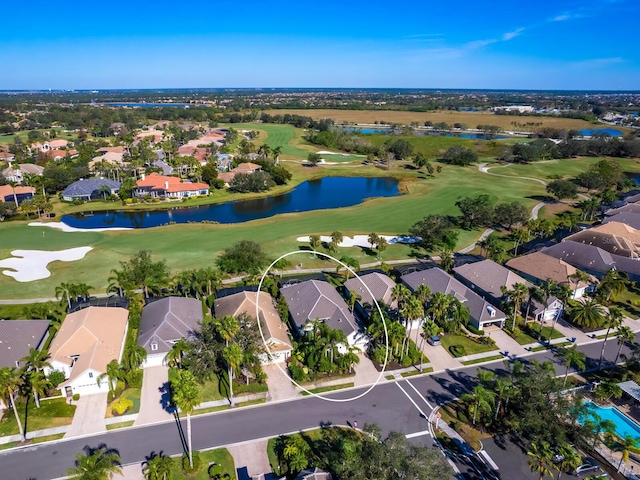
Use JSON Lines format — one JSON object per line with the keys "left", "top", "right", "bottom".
{"left": 565, "top": 228, "right": 639, "bottom": 258}
{"left": 401, "top": 268, "right": 507, "bottom": 326}
{"left": 602, "top": 212, "right": 640, "bottom": 230}
{"left": 235, "top": 162, "right": 261, "bottom": 172}
{"left": 280, "top": 280, "right": 358, "bottom": 337}
{"left": 48, "top": 139, "right": 69, "bottom": 148}
{"left": 214, "top": 291, "right": 292, "bottom": 352}
{"left": 344, "top": 272, "right": 398, "bottom": 309}
{"left": 138, "top": 297, "right": 203, "bottom": 355}
{"left": 605, "top": 203, "right": 640, "bottom": 216}
{"left": 136, "top": 173, "right": 209, "bottom": 193}
{"left": 0, "top": 185, "right": 35, "bottom": 200}
{"left": 2, "top": 163, "right": 44, "bottom": 177}
{"left": 49, "top": 307, "right": 128, "bottom": 385}
{"left": 506, "top": 251, "right": 593, "bottom": 289}
{"left": 0, "top": 320, "right": 50, "bottom": 369}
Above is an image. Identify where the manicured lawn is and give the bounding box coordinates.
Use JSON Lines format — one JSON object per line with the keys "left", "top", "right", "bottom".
{"left": 610, "top": 283, "right": 640, "bottom": 319}
{"left": 105, "top": 387, "right": 141, "bottom": 418}
{"left": 487, "top": 157, "right": 639, "bottom": 181}
{"left": 222, "top": 122, "right": 316, "bottom": 159}
{"left": 439, "top": 334, "right": 499, "bottom": 357}
{"left": 169, "top": 448, "right": 235, "bottom": 480}
{"left": 199, "top": 376, "right": 225, "bottom": 403}
{"left": 0, "top": 397, "right": 75, "bottom": 437}
{"left": 511, "top": 324, "right": 566, "bottom": 345}
{"left": 300, "top": 383, "right": 355, "bottom": 396}
{"left": 106, "top": 421, "right": 134, "bottom": 430}
{"left": 461, "top": 355, "right": 505, "bottom": 366}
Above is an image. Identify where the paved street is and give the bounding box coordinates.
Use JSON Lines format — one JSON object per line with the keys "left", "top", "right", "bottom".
{"left": 0, "top": 334, "right": 636, "bottom": 480}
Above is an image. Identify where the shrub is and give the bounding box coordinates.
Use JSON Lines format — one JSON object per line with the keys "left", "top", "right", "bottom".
{"left": 467, "top": 325, "right": 485, "bottom": 336}
{"left": 457, "top": 410, "right": 469, "bottom": 424}
{"left": 112, "top": 397, "right": 133, "bottom": 416}
{"left": 48, "top": 370, "right": 66, "bottom": 388}
{"left": 182, "top": 451, "right": 202, "bottom": 475}
{"left": 450, "top": 345, "right": 467, "bottom": 358}
{"left": 126, "top": 368, "right": 143, "bottom": 388}
{"left": 72, "top": 393, "right": 80, "bottom": 401}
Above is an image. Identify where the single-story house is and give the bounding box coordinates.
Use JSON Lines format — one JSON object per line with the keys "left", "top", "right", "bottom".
{"left": 453, "top": 259, "right": 563, "bottom": 322}
{"left": 506, "top": 251, "right": 595, "bottom": 300}
{"left": 47, "top": 307, "right": 128, "bottom": 396}
{"left": 344, "top": 272, "right": 398, "bottom": 319}
{"left": 402, "top": 267, "right": 508, "bottom": 330}
{"left": 95, "top": 146, "right": 128, "bottom": 156}
{"left": 1, "top": 163, "right": 44, "bottom": 184}
{"left": 133, "top": 173, "right": 209, "bottom": 199}
{"left": 605, "top": 203, "right": 640, "bottom": 217}
{"left": 214, "top": 291, "right": 292, "bottom": 364}
{"left": 138, "top": 297, "right": 203, "bottom": 368}
{"left": 88, "top": 152, "right": 126, "bottom": 171}
{"left": 280, "top": 280, "right": 367, "bottom": 351}
{"left": 565, "top": 222, "right": 640, "bottom": 258}
{"left": 62, "top": 178, "right": 121, "bottom": 202}
{"left": 602, "top": 212, "right": 640, "bottom": 231}
{"left": 0, "top": 151, "right": 16, "bottom": 162}
{"left": 47, "top": 149, "right": 78, "bottom": 161}
{"left": 0, "top": 184, "right": 35, "bottom": 205}
{"left": 0, "top": 319, "right": 50, "bottom": 369}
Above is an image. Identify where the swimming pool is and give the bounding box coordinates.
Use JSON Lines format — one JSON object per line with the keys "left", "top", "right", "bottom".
{"left": 581, "top": 401, "right": 640, "bottom": 441}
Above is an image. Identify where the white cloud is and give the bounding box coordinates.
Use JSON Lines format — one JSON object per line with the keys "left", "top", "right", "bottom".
{"left": 502, "top": 28, "right": 525, "bottom": 40}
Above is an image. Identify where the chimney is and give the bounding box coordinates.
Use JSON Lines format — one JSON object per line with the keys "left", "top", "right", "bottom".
{"left": 141, "top": 173, "right": 145, "bottom": 180}
{"left": 164, "top": 181, "right": 169, "bottom": 190}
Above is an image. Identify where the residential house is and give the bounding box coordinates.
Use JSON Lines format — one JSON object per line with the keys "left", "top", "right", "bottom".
{"left": 602, "top": 212, "right": 640, "bottom": 231}
{"left": 506, "top": 251, "right": 595, "bottom": 300}
{"left": 280, "top": 280, "right": 367, "bottom": 351}
{"left": 138, "top": 297, "right": 203, "bottom": 368}
{"left": 344, "top": 272, "right": 398, "bottom": 319}
{"left": 0, "top": 184, "right": 35, "bottom": 205}
{"left": 453, "top": 259, "right": 563, "bottom": 322}
{"left": 565, "top": 222, "right": 640, "bottom": 258}
{"left": 0, "top": 319, "right": 50, "bottom": 369}
{"left": 401, "top": 268, "right": 507, "bottom": 330}
{"left": 1, "top": 163, "right": 44, "bottom": 184}
{"left": 47, "top": 149, "right": 78, "bottom": 161}
{"left": 62, "top": 178, "right": 121, "bottom": 202}
{"left": 89, "top": 151, "right": 126, "bottom": 172}
{"left": 214, "top": 291, "right": 292, "bottom": 364}
{"left": 0, "top": 151, "right": 16, "bottom": 162}
{"left": 286, "top": 468, "right": 332, "bottom": 480}
{"left": 216, "top": 162, "right": 263, "bottom": 187}
{"left": 134, "top": 173, "right": 209, "bottom": 199}
{"left": 95, "top": 146, "right": 128, "bottom": 156}
{"left": 541, "top": 241, "right": 640, "bottom": 281}
{"left": 47, "top": 307, "right": 128, "bottom": 396}
{"left": 216, "top": 154, "right": 233, "bottom": 172}
{"left": 605, "top": 203, "right": 640, "bottom": 217}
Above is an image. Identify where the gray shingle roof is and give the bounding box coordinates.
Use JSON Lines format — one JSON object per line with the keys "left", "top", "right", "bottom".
{"left": 280, "top": 280, "right": 358, "bottom": 337}
{"left": 401, "top": 268, "right": 507, "bottom": 327}
{"left": 344, "top": 272, "right": 397, "bottom": 309}
{"left": 62, "top": 178, "right": 121, "bottom": 198}
{"left": 138, "top": 297, "right": 203, "bottom": 355}
{"left": 605, "top": 203, "right": 640, "bottom": 216}
{"left": 565, "top": 230, "right": 638, "bottom": 258}
{"left": 0, "top": 320, "right": 50, "bottom": 369}
{"left": 542, "top": 241, "right": 617, "bottom": 275}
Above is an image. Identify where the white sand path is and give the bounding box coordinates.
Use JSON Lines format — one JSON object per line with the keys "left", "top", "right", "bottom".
{"left": 30, "top": 221, "right": 132, "bottom": 232}
{"left": 0, "top": 247, "right": 93, "bottom": 282}
{"left": 296, "top": 234, "right": 420, "bottom": 248}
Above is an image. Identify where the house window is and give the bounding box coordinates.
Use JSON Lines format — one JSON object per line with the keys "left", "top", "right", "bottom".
{"left": 89, "top": 372, "right": 93, "bottom": 378}
{"left": 151, "top": 343, "right": 158, "bottom": 351}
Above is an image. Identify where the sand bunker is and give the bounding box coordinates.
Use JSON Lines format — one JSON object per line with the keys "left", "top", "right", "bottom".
{"left": 30, "top": 221, "right": 132, "bottom": 232}
{"left": 0, "top": 247, "right": 93, "bottom": 282}
{"left": 296, "top": 235, "right": 420, "bottom": 248}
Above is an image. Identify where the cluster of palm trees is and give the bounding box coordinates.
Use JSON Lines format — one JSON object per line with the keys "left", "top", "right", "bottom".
{"left": 55, "top": 282, "right": 93, "bottom": 310}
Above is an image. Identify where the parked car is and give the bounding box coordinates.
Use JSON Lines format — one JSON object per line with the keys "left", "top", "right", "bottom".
{"left": 427, "top": 335, "right": 441, "bottom": 346}
{"left": 572, "top": 457, "right": 600, "bottom": 476}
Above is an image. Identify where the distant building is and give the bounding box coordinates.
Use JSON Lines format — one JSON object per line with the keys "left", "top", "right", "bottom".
{"left": 0, "top": 184, "right": 35, "bottom": 205}
{"left": 1, "top": 163, "right": 44, "bottom": 184}
{"left": 62, "top": 178, "right": 121, "bottom": 202}
{"left": 134, "top": 173, "right": 209, "bottom": 199}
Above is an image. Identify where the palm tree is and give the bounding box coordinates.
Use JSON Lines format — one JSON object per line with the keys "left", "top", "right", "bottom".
{"left": 97, "top": 360, "right": 122, "bottom": 397}
{"left": 338, "top": 256, "right": 360, "bottom": 279}
{"left": 617, "top": 435, "right": 640, "bottom": 471}
{"left": 215, "top": 315, "right": 239, "bottom": 347}
{"left": 165, "top": 338, "right": 190, "bottom": 369}
{"left": 414, "top": 285, "right": 431, "bottom": 308}
{"left": 271, "top": 146, "right": 282, "bottom": 164}
{"left": 610, "top": 325, "right": 635, "bottom": 377}
{"left": 6, "top": 180, "right": 19, "bottom": 209}
{"left": 20, "top": 347, "right": 51, "bottom": 373}
{"left": 503, "top": 283, "right": 528, "bottom": 331}
{"left": 556, "top": 345, "right": 586, "bottom": 387}
{"left": 367, "top": 232, "right": 379, "bottom": 251}
{"left": 24, "top": 370, "right": 50, "bottom": 409}
{"left": 439, "top": 248, "right": 454, "bottom": 272}
{"left": 571, "top": 298, "right": 605, "bottom": 329}
{"left": 223, "top": 343, "right": 243, "bottom": 403}
{"left": 536, "top": 279, "right": 557, "bottom": 341}
{"left": 55, "top": 282, "right": 76, "bottom": 310}
{"left": 258, "top": 143, "right": 271, "bottom": 160}
{"left": 569, "top": 269, "right": 591, "bottom": 300}
{"left": 309, "top": 234, "right": 321, "bottom": 253}
{"left": 598, "top": 269, "right": 628, "bottom": 303}
{"left": 461, "top": 384, "right": 494, "bottom": 425}
{"left": 527, "top": 441, "right": 555, "bottom": 480}
{"left": 599, "top": 306, "right": 624, "bottom": 368}
{"left": 376, "top": 237, "right": 388, "bottom": 260}
{"left": 347, "top": 290, "right": 361, "bottom": 313}
{"left": 555, "top": 443, "right": 581, "bottom": 479}
{"left": 67, "top": 444, "right": 123, "bottom": 480}
{"left": 170, "top": 369, "right": 201, "bottom": 469}
{"left": 0, "top": 367, "right": 24, "bottom": 438}
{"left": 524, "top": 285, "right": 541, "bottom": 323}
{"left": 143, "top": 451, "right": 173, "bottom": 480}
{"left": 391, "top": 283, "right": 411, "bottom": 311}
{"left": 493, "top": 377, "right": 513, "bottom": 419}
{"left": 124, "top": 344, "right": 148, "bottom": 371}
{"left": 400, "top": 295, "right": 424, "bottom": 360}
{"left": 330, "top": 231, "right": 343, "bottom": 247}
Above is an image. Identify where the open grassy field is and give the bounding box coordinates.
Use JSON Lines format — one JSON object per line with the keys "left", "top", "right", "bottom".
{"left": 0, "top": 128, "right": 79, "bottom": 147}
{"left": 262, "top": 109, "right": 613, "bottom": 132}
{"left": 223, "top": 122, "right": 316, "bottom": 159}
{"left": 366, "top": 134, "right": 515, "bottom": 159}
{"left": 486, "top": 157, "right": 640, "bottom": 181}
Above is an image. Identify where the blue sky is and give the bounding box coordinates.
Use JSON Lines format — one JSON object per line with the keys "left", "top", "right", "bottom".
{"left": 2, "top": 0, "right": 638, "bottom": 90}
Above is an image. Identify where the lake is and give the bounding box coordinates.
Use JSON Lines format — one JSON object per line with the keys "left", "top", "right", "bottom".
{"left": 344, "top": 127, "right": 507, "bottom": 139}
{"left": 579, "top": 128, "right": 623, "bottom": 137}
{"left": 104, "top": 103, "right": 191, "bottom": 108}
{"left": 61, "top": 176, "right": 399, "bottom": 229}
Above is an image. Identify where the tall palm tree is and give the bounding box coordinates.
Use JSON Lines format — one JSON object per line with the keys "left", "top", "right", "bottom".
{"left": 599, "top": 306, "right": 624, "bottom": 368}
{"left": 414, "top": 285, "right": 431, "bottom": 308}
{"left": 170, "top": 369, "right": 201, "bottom": 469}
{"left": 556, "top": 345, "right": 586, "bottom": 387}
{"left": 391, "top": 283, "right": 411, "bottom": 311}
{"left": 610, "top": 326, "right": 635, "bottom": 377}
{"left": 598, "top": 269, "right": 628, "bottom": 303}
{"left": 67, "top": 444, "right": 122, "bottom": 480}
{"left": 461, "top": 384, "right": 494, "bottom": 425}
{"left": 258, "top": 143, "right": 271, "bottom": 160}
{"left": 97, "top": 360, "right": 122, "bottom": 397}
{"left": 215, "top": 315, "right": 239, "bottom": 347}
{"left": 493, "top": 377, "right": 514, "bottom": 420}
{"left": 571, "top": 298, "right": 606, "bottom": 329}
{"left": 555, "top": 443, "right": 581, "bottom": 479}
{"left": 20, "top": 347, "right": 51, "bottom": 373}
{"left": 367, "top": 232, "right": 379, "bottom": 251}
{"left": 143, "top": 451, "right": 173, "bottom": 480}
{"left": 55, "top": 282, "right": 76, "bottom": 310}
{"left": 24, "top": 370, "right": 50, "bottom": 409}
{"left": 503, "top": 283, "right": 528, "bottom": 331}
{"left": 271, "top": 146, "right": 282, "bottom": 164}
{"left": 223, "top": 343, "right": 243, "bottom": 403}
{"left": 401, "top": 295, "right": 424, "bottom": 358}
{"left": 527, "top": 441, "right": 555, "bottom": 480}
{"left": 617, "top": 435, "right": 640, "bottom": 471}
{"left": 0, "top": 367, "right": 24, "bottom": 439}
{"left": 124, "top": 344, "right": 148, "bottom": 371}
{"left": 165, "top": 338, "right": 190, "bottom": 369}
{"left": 569, "top": 269, "right": 591, "bottom": 300}
{"left": 6, "top": 180, "right": 19, "bottom": 209}
{"left": 536, "top": 279, "right": 557, "bottom": 341}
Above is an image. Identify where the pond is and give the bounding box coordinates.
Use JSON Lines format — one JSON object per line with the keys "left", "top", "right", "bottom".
{"left": 61, "top": 176, "right": 400, "bottom": 229}
{"left": 579, "top": 128, "right": 623, "bottom": 137}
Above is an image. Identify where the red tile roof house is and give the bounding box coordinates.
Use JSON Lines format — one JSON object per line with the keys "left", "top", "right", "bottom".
{"left": 0, "top": 184, "right": 35, "bottom": 205}
{"left": 133, "top": 173, "right": 209, "bottom": 200}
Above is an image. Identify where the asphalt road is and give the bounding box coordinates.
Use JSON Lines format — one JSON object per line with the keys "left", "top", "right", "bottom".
{"left": 1, "top": 334, "right": 637, "bottom": 480}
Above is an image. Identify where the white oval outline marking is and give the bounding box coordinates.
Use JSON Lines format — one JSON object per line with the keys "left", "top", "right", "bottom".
{"left": 256, "top": 250, "right": 389, "bottom": 402}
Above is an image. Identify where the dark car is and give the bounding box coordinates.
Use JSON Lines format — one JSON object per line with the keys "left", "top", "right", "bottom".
{"left": 572, "top": 457, "right": 600, "bottom": 476}
{"left": 427, "top": 335, "right": 441, "bottom": 346}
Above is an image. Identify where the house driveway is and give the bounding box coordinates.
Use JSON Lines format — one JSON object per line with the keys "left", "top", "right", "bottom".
{"left": 411, "top": 327, "right": 462, "bottom": 372}
{"left": 134, "top": 366, "right": 174, "bottom": 426}
{"left": 353, "top": 353, "right": 380, "bottom": 386}
{"left": 228, "top": 439, "right": 271, "bottom": 480}
{"left": 264, "top": 364, "right": 299, "bottom": 402}
{"left": 65, "top": 392, "right": 108, "bottom": 438}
